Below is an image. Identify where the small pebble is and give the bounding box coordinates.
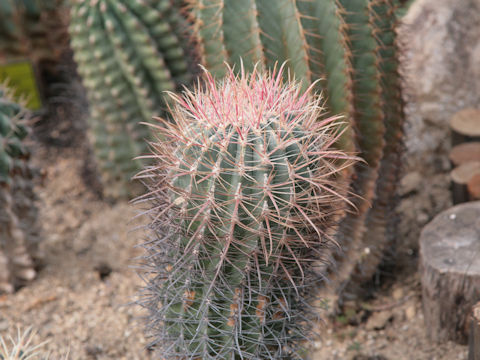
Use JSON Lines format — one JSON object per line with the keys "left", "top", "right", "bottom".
{"left": 405, "top": 304, "right": 416, "bottom": 320}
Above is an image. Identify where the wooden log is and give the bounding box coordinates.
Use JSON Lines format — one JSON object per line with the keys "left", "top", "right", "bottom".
{"left": 451, "top": 162, "right": 480, "bottom": 204}
{"left": 470, "top": 302, "right": 480, "bottom": 360}
{"left": 468, "top": 174, "right": 480, "bottom": 200}
{"left": 420, "top": 201, "right": 480, "bottom": 344}
{"left": 450, "top": 142, "right": 480, "bottom": 167}
{"left": 450, "top": 108, "right": 480, "bottom": 146}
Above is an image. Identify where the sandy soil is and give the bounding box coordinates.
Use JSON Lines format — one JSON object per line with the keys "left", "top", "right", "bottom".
{"left": 0, "top": 144, "right": 153, "bottom": 359}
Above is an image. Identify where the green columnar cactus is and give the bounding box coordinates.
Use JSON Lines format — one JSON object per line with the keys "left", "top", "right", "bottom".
{"left": 138, "top": 67, "right": 356, "bottom": 359}
{"left": 0, "top": 0, "right": 66, "bottom": 63}
{"left": 341, "top": 0, "right": 406, "bottom": 297}
{"left": 0, "top": 86, "right": 39, "bottom": 294}
{"left": 189, "top": 0, "right": 408, "bottom": 299}
{"left": 69, "top": 0, "right": 193, "bottom": 199}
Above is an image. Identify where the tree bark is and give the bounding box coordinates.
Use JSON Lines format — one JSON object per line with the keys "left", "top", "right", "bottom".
{"left": 420, "top": 201, "right": 480, "bottom": 344}
{"left": 470, "top": 302, "right": 480, "bottom": 360}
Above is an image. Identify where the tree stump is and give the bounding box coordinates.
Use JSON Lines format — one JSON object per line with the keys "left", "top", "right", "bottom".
{"left": 468, "top": 174, "right": 480, "bottom": 201}
{"left": 451, "top": 162, "right": 480, "bottom": 204}
{"left": 450, "top": 142, "right": 480, "bottom": 167}
{"left": 450, "top": 109, "right": 480, "bottom": 146}
{"left": 420, "top": 201, "right": 480, "bottom": 344}
{"left": 470, "top": 302, "right": 480, "bottom": 360}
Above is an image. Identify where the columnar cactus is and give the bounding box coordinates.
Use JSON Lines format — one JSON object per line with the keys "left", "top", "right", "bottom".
{"left": 69, "top": 0, "right": 193, "bottom": 198}
{"left": 0, "top": 86, "right": 40, "bottom": 294}
{"left": 189, "top": 0, "right": 407, "bottom": 299}
{"left": 138, "top": 66, "right": 356, "bottom": 359}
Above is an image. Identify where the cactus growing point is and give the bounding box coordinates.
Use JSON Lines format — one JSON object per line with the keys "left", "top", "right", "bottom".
{"left": 137, "top": 65, "right": 357, "bottom": 359}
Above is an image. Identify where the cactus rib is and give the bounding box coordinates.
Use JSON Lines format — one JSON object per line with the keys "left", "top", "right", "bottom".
{"left": 69, "top": 0, "right": 192, "bottom": 198}
{"left": 138, "top": 66, "right": 356, "bottom": 358}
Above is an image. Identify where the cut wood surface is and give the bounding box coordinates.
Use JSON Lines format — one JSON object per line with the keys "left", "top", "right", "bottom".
{"left": 468, "top": 174, "right": 480, "bottom": 200}
{"left": 450, "top": 142, "right": 480, "bottom": 167}
{"left": 450, "top": 108, "right": 480, "bottom": 145}
{"left": 470, "top": 302, "right": 480, "bottom": 360}
{"left": 420, "top": 201, "right": 480, "bottom": 344}
{"left": 451, "top": 162, "right": 480, "bottom": 204}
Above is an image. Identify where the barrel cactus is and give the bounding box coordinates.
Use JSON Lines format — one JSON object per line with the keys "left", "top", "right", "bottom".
{"left": 189, "top": 0, "right": 407, "bottom": 300}
{"left": 0, "top": 86, "right": 40, "bottom": 294}
{"left": 138, "top": 66, "right": 356, "bottom": 358}
{"left": 69, "top": 0, "right": 193, "bottom": 199}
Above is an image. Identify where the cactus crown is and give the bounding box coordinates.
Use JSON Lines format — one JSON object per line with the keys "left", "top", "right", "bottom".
{"left": 139, "top": 65, "right": 356, "bottom": 359}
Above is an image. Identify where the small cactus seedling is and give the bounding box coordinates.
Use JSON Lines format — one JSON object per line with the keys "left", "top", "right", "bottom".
{"left": 69, "top": 0, "right": 194, "bottom": 199}
{"left": 137, "top": 66, "right": 356, "bottom": 359}
{"left": 0, "top": 85, "right": 40, "bottom": 294}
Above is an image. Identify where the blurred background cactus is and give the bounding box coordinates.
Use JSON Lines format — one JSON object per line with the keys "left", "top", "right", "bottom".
{"left": 188, "top": 0, "right": 407, "bottom": 302}
{"left": 0, "top": 0, "right": 69, "bottom": 110}
{"left": 0, "top": 86, "right": 40, "bottom": 294}
{"left": 68, "top": 0, "right": 194, "bottom": 199}
{"left": 0, "top": 0, "right": 67, "bottom": 63}
{"left": 138, "top": 66, "right": 356, "bottom": 358}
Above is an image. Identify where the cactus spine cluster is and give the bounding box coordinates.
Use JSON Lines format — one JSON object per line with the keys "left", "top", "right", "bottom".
{"left": 69, "top": 0, "right": 193, "bottom": 198}
{"left": 190, "top": 0, "right": 406, "bottom": 299}
{"left": 0, "top": 86, "right": 40, "bottom": 294}
{"left": 139, "top": 66, "right": 356, "bottom": 359}
{"left": 0, "top": 0, "right": 66, "bottom": 63}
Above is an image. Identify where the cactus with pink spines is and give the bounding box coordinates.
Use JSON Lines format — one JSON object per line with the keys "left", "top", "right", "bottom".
{"left": 189, "top": 0, "right": 408, "bottom": 300}
{"left": 138, "top": 66, "right": 356, "bottom": 359}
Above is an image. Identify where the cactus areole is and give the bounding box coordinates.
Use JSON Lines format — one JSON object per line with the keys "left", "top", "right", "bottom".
{"left": 138, "top": 66, "right": 356, "bottom": 359}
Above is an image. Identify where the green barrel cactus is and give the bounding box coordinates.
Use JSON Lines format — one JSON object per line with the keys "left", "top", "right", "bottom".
{"left": 0, "top": 85, "right": 40, "bottom": 294}
{"left": 189, "top": 0, "right": 408, "bottom": 300}
{"left": 69, "top": 0, "right": 193, "bottom": 199}
{"left": 138, "top": 66, "right": 356, "bottom": 359}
